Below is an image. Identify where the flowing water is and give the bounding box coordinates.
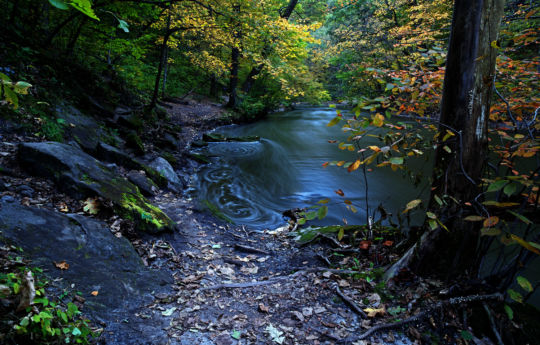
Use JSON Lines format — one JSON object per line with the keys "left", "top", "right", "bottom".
{"left": 191, "top": 107, "right": 434, "bottom": 230}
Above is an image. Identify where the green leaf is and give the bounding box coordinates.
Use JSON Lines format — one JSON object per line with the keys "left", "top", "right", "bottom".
{"left": 434, "top": 195, "right": 443, "bottom": 206}
{"left": 516, "top": 276, "right": 533, "bottom": 292}
{"left": 503, "top": 182, "right": 517, "bottom": 197}
{"left": 487, "top": 180, "right": 507, "bottom": 192}
{"left": 426, "top": 212, "right": 436, "bottom": 219}
{"left": 317, "top": 205, "right": 328, "bottom": 220}
{"left": 117, "top": 19, "right": 129, "bottom": 33}
{"left": 20, "top": 316, "right": 30, "bottom": 327}
{"left": 428, "top": 219, "right": 438, "bottom": 230}
{"left": 460, "top": 330, "right": 473, "bottom": 341}
{"left": 507, "top": 210, "right": 532, "bottom": 225}
{"left": 464, "top": 215, "right": 484, "bottom": 221}
{"left": 69, "top": 0, "right": 99, "bottom": 20}
{"left": 305, "top": 211, "right": 317, "bottom": 221}
{"left": 504, "top": 304, "right": 513, "bottom": 320}
{"left": 480, "top": 227, "right": 501, "bottom": 236}
{"left": 337, "top": 227, "right": 344, "bottom": 241}
{"left": 297, "top": 218, "right": 306, "bottom": 225}
{"left": 327, "top": 116, "right": 341, "bottom": 127}
{"left": 507, "top": 288, "right": 523, "bottom": 303}
{"left": 0, "top": 72, "right": 11, "bottom": 82}
{"left": 329, "top": 104, "right": 336, "bottom": 108}
{"left": 72, "top": 327, "right": 82, "bottom": 336}
{"left": 389, "top": 156, "right": 403, "bottom": 165}
{"left": 13, "top": 81, "right": 32, "bottom": 94}
{"left": 231, "top": 330, "right": 241, "bottom": 340}
{"left": 49, "top": 0, "right": 69, "bottom": 10}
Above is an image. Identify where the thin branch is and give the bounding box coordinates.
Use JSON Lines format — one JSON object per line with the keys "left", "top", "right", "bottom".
{"left": 333, "top": 283, "right": 367, "bottom": 318}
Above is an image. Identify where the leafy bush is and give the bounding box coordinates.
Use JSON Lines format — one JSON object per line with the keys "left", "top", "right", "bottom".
{"left": 0, "top": 266, "right": 96, "bottom": 344}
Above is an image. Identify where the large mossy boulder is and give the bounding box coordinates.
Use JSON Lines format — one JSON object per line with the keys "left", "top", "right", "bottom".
{"left": 18, "top": 142, "right": 175, "bottom": 233}
{"left": 0, "top": 201, "right": 171, "bottom": 323}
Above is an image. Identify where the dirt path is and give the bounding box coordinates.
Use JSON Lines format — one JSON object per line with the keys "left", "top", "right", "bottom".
{"left": 126, "top": 100, "right": 417, "bottom": 345}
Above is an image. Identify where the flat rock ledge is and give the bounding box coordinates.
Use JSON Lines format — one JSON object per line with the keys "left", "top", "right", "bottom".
{"left": 18, "top": 141, "right": 175, "bottom": 233}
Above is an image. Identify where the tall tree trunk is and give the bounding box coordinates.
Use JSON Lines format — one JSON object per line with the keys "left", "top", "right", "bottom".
{"left": 227, "top": 45, "right": 240, "bottom": 108}
{"left": 150, "top": 7, "right": 172, "bottom": 111}
{"left": 161, "top": 46, "right": 169, "bottom": 99}
{"left": 385, "top": 0, "right": 506, "bottom": 280}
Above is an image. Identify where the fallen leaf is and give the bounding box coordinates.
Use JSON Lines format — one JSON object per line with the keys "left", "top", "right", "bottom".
{"left": 291, "top": 311, "right": 304, "bottom": 322}
{"left": 54, "top": 261, "right": 69, "bottom": 270}
{"left": 383, "top": 240, "right": 393, "bottom": 246}
{"left": 363, "top": 306, "right": 386, "bottom": 317}
{"left": 359, "top": 240, "right": 371, "bottom": 250}
{"left": 259, "top": 303, "right": 270, "bottom": 313}
{"left": 91, "top": 290, "right": 98, "bottom": 296}
{"left": 162, "top": 307, "right": 176, "bottom": 316}
{"left": 231, "top": 330, "right": 241, "bottom": 340}
{"left": 266, "top": 324, "right": 285, "bottom": 344}
{"left": 82, "top": 197, "right": 99, "bottom": 215}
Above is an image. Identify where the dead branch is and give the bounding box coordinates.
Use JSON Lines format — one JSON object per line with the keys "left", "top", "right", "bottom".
{"left": 483, "top": 303, "right": 504, "bottom": 345}
{"left": 234, "top": 244, "right": 270, "bottom": 255}
{"left": 339, "top": 293, "right": 503, "bottom": 343}
{"left": 332, "top": 283, "right": 367, "bottom": 318}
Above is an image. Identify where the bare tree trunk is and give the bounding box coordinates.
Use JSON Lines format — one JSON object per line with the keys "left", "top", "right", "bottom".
{"left": 150, "top": 7, "right": 172, "bottom": 111}
{"left": 161, "top": 46, "right": 169, "bottom": 99}
{"left": 385, "top": 0, "right": 506, "bottom": 280}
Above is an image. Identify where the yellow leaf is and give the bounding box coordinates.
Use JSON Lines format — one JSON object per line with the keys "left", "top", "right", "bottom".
{"left": 511, "top": 235, "right": 540, "bottom": 255}
{"left": 403, "top": 199, "right": 422, "bottom": 213}
{"left": 363, "top": 306, "right": 386, "bottom": 318}
{"left": 372, "top": 113, "right": 385, "bottom": 127}
{"left": 54, "top": 261, "right": 69, "bottom": 270}
{"left": 348, "top": 160, "right": 361, "bottom": 172}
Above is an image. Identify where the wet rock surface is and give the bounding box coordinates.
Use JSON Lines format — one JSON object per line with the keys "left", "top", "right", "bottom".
{"left": 0, "top": 201, "right": 174, "bottom": 345}
{"left": 18, "top": 141, "right": 175, "bottom": 233}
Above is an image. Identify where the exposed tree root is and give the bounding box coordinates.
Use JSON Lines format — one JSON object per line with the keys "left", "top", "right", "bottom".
{"left": 339, "top": 293, "right": 503, "bottom": 343}
{"left": 333, "top": 283, "right": 367, "bottom": 318}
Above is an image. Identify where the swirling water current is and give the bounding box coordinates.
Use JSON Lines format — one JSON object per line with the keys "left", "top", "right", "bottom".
{"left": 190, "top": 107, "right": 433, "bottom": 230}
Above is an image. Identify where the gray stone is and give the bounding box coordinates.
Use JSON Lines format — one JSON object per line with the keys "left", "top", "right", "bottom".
{"left": 149, "top": 157, "right": 183, "bottom": 192}
{"left": 127, "top": 170, "right": 158, "bottom": 196}
{"left": 1, "top": 195, "right": 15, "bottom": 203}
{"left": 16, "top": 184, "right": 34, "bottom": 198}
{"left": 18, "top": 142, "right": 175, "bottom": 233}
{"left": 0, "top": 201, "right": 172, "bottom": 344}
{"left": 56, "top": 105, "right": 119, "bottom": 152}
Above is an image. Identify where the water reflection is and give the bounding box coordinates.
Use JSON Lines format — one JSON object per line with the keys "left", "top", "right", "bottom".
{"left": 192, "top": 108, "right": 433, "bottom": 230}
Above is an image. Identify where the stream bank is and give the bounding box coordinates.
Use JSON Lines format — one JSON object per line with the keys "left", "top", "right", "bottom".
{"left": 1, "top": 99, "right": 532, "bottom": 345}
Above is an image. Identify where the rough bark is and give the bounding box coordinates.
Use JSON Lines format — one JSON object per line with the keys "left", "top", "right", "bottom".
{"left": 385, "top": 0, "right": 506, "bottom": 280}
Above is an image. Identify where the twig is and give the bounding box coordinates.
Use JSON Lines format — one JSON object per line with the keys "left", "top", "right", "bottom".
{"left": 333, "top": 283, "right": 367, "bottom": 318}
{"left": 339, "top": 293, "right": 503, "bottom": 343}
{"left": 234, "top": 244, "right": 270, "bottom": 255}
{"left": 483, "top": 303, "right": 504, "bottom": 345}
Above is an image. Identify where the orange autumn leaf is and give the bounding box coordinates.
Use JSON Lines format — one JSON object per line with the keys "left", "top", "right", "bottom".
{"left": 382, "top": 240, "right": 394, "bottom": 247}
{"left": 54, "top": 261, "right": 69, "bottom": 270}
{"left": 91, "top": 291, "right": 99, "bottom": 296}
{"left": 483, "top": 216, "right": 499, "bottom": 227}
{"left": 335, "top": 189, "right": 345, "bottom": 196}
{"left": 359, "top": 241, "right": 371, "bottom": 250}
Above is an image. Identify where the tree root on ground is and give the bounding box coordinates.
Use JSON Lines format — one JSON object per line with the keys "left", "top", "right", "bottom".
{"left": 338, "top": 293, "right": 503, "bottom": 343}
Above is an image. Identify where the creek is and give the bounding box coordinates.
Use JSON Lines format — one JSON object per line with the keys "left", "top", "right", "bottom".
{"left": 190, "top": 107, "right": 434, "bottom": 230}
